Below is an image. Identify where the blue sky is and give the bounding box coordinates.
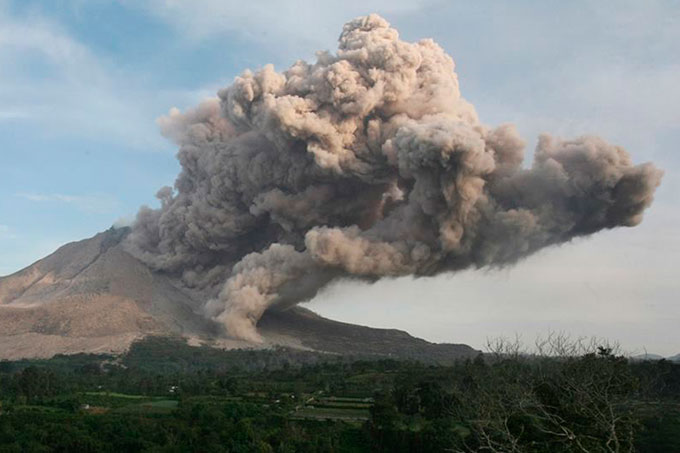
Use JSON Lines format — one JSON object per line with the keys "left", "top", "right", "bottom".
{"left": 1, "top": 0, "right": 679, "bottom": 354}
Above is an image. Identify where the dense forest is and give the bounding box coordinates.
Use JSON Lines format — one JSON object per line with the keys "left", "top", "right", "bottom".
{"left": 0, "top": 336, "right": 679, "bottom": 452}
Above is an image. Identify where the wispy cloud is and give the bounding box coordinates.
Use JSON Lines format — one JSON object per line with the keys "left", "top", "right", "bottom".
{"left": 0, "top": 224, "right": 14, "bottom": 239}
{"left": 16, "top": 192, "right": 121, "bottom": 214}
{"left": 0, "top": 5, "right": 166, "bottom": 149}
{"left": 0, "top": 110, "right": 30, "bottom": 120}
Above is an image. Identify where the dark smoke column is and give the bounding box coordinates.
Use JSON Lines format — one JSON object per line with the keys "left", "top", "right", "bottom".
{"left": 124, "top": 14, "right": 663, "bottom": 342}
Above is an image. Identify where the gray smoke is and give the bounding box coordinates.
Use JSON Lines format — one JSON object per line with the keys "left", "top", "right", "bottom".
{"left": 124, "top": 14, "right": 663, "bottom": 342}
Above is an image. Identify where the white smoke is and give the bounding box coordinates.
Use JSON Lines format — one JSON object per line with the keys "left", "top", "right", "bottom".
{"left": 124, "top": 15, "right": 663, "bottom": 342}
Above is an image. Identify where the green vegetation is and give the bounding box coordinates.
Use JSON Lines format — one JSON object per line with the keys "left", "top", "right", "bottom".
{"left": 0, "top": 336, "right": 678, "bottom": 451}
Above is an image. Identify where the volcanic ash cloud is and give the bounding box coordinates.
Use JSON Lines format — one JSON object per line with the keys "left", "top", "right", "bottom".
{"left": 124, "top": 14, "right": 663, "bottom": 342}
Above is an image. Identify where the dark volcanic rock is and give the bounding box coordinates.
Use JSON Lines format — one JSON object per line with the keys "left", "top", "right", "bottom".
{"left": 258, "top": 307, "right": 479, "bottom": 363}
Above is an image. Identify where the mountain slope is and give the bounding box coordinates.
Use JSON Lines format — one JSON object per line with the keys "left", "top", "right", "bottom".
{"left": 0, "top": 228, "right": 216, "bottom": 359}
{"left": 258, "top": 307, "right": 477, "bottom": 362}
{"left": 0, "top": 229, "right": 478, "bottom": 361}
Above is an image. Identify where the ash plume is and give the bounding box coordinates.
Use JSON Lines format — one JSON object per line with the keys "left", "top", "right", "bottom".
{"left": 124, "top": 14, "right": 663, "bottom": 342}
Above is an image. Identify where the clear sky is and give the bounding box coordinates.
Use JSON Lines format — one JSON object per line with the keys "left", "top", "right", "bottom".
{"left": 1, "top": 0, "right": 678, "bottom": 355}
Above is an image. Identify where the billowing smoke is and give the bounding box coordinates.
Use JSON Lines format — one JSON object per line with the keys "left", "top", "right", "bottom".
{"left": 124, "top": 14, "right": 663, "bottom": 342}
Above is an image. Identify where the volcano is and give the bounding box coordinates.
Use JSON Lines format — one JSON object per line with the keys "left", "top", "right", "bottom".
{"left": 0, "top": 228, "right": 478, "bottom": 361}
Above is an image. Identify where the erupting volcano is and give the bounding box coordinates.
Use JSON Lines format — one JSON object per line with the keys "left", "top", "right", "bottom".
{"left": 0, "top": 14, "right": 662, "bottom": 359}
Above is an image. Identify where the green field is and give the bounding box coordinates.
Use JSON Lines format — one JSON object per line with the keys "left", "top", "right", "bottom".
{"left": 112, "top": 399, "right": 179, "bottom": 414}
{"left": 83, "top": 391, "right": 147, "bottom": 399}
{"left": 291, "top": 406, "right": 370, "bottom": 421}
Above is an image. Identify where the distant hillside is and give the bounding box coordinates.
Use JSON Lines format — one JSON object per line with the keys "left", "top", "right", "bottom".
{"left": 631, "top": 353, "right": 666, "bottom": 361}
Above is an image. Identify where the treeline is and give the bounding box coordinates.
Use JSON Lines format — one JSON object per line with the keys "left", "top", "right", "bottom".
{"left": 0, "top": 337, "right": 679, "bottom": 452}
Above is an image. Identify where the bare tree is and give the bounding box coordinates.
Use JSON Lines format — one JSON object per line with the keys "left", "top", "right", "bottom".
{"left": 449, "top": 333, "right": 635, "bottom": 452}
